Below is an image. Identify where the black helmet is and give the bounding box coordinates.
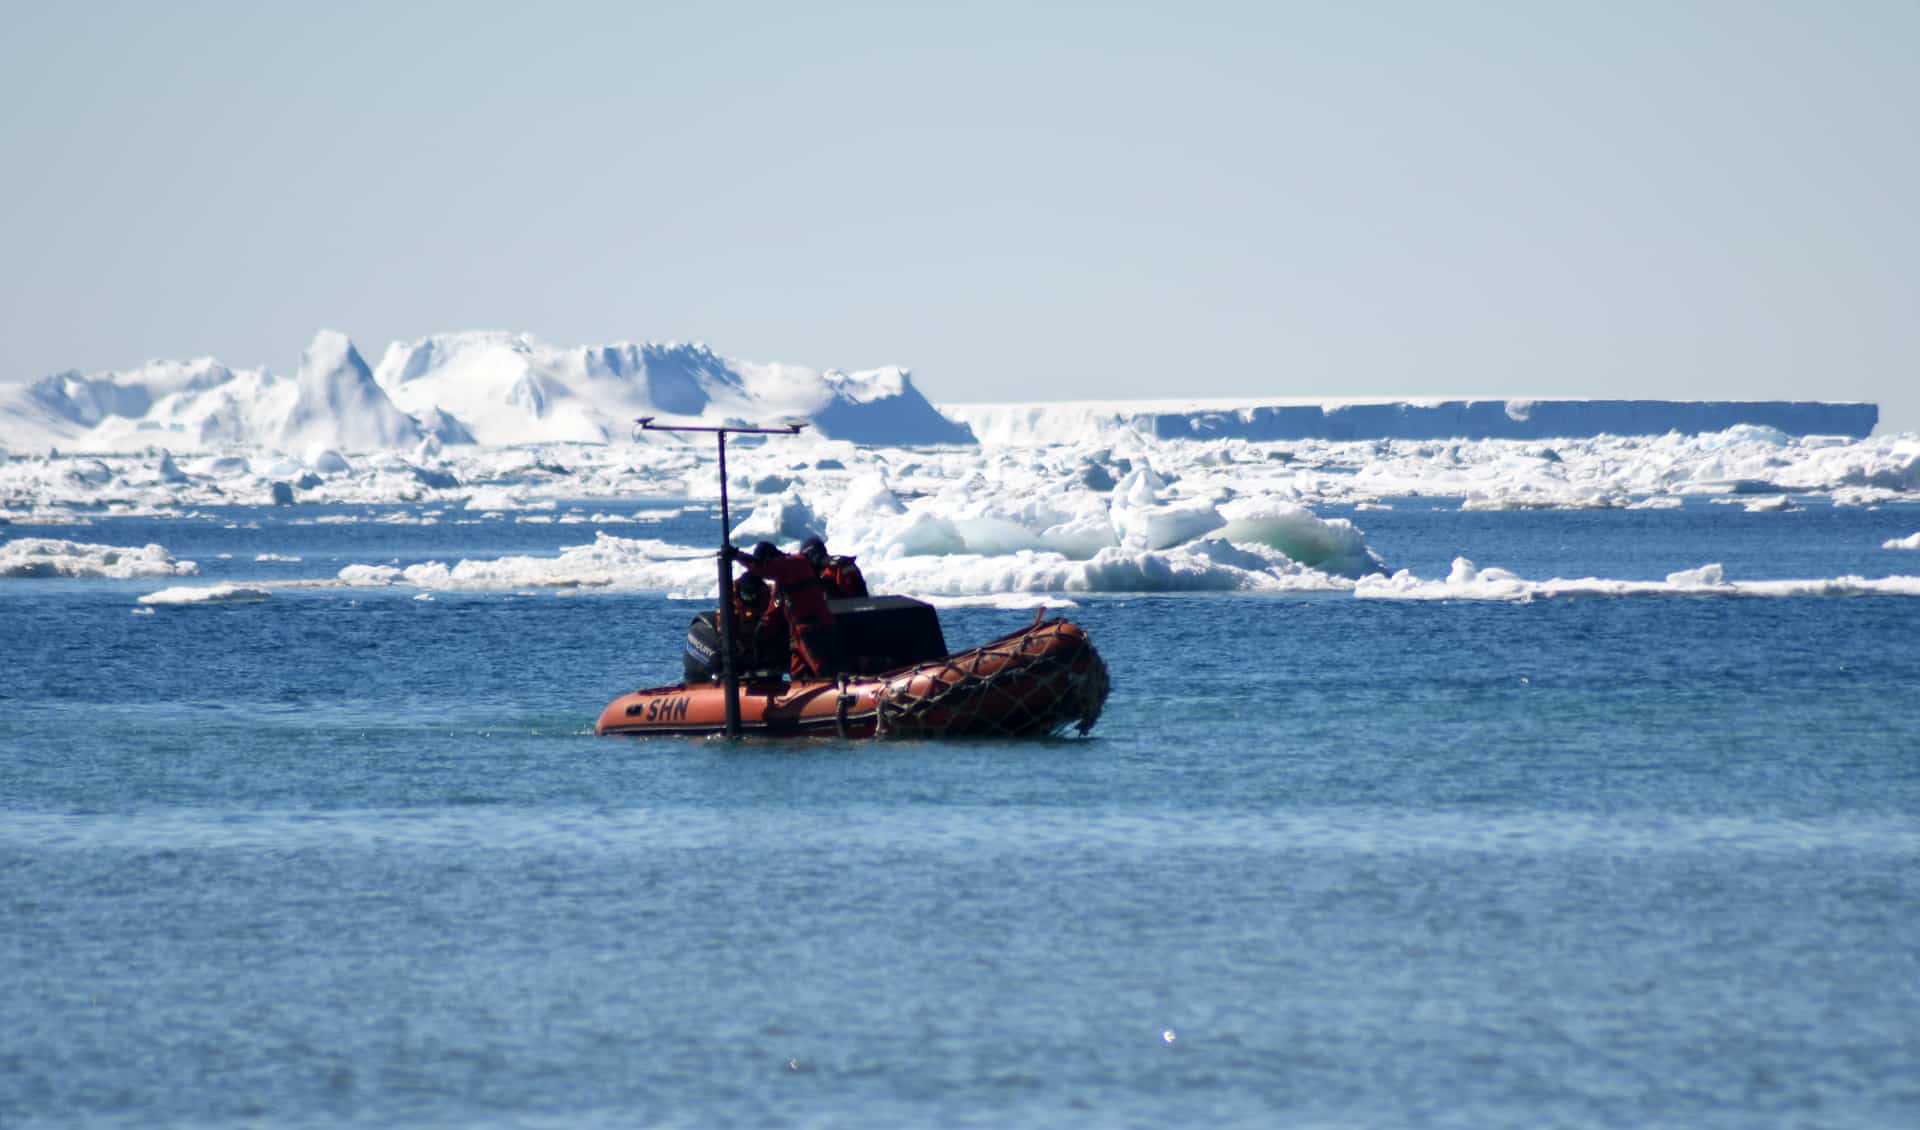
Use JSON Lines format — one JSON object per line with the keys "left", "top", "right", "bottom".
{"left": 751, "top": 540, "right": 781, "bottom": 562}
{"left": 736, "top": 574, "right": 768, "bottom": 602}
{"left": 798, "top": 535, "right": 827, "bottom": 564}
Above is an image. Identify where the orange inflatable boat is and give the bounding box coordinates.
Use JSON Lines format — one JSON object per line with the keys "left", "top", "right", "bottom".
{"left": 595, "top": 614, "right": 1110, "bottom": 739}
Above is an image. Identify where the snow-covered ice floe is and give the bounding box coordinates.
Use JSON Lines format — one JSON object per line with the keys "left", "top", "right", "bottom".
{"left": 0, "top": 538, "right": 196, "bottom": 579}
{"left": 1884, "top": 532, "right": 1920, "bottom": 550}
{"left": 1355, "top": 559, "right": 1920, "bottom": 601}
{"left": 137, "top": 583, "right": 272, "bottom": 606}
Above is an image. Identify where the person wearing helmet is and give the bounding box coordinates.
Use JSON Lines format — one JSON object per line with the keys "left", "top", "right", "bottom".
{"left": 729, "top": 540, "right": 838, "bottom": 677}
{"left": 799, "top": 534, "right": 868, "bottom": 599}
{"left": 731, "top": 573, "right": 787, "bottom": 674}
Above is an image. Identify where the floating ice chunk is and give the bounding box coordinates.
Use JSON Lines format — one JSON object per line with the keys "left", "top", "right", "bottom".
{"left": 1713, "top": 424, "right": 1792, "bottom": 448}
{"left": 1665, "top": 563, "right": 1731, "bottom": 588}
{"left": 1700, "top": 575, "right": 1920, "bottom": 597}
{"left": 1217, "top": 499, "right": 1383, "bottom": 578}
{"left": 1461, "top": 485, "right": 1626, "bottom": 510}
{"left": 66, "top": 459, "right": 115, "bottom": 485}
{"left": 0, "top": 538, "right": 197, "bottom": 579}
{"left": 731, "top": 490, "right": 821, "bottom": 543}
{"left": 333, "top": 533, "right": 718, "bottom": 593}
{"left": 869, "top": 542, "right": 1349, "bottom": 595}
{"left": 307, "top": 445, "right": 353, "bottom": 471}
{"left": 945, "top": 513, "right": 1051, "bottom": 555}
{"left": 1112, "top": 494, "right": 1223, "bottom": 551}
{"left": 819, "top": 472, "right": 907, "bottom": 542}
{"left": 1832, "top": 488, "right": 1902, "bottom": 507}
{"left": 1106, "top": 462, "right": 1221, "bottom": 549}
{"left": 1357, "top": 558, "right": 1920, "bottom": 600}
{"left": 1885, "top": 532, "right": 1920, "bottom": 550}
{"left": 880, "top": 510, "right": 972, "bottom": 557}
{"left": 1112, "top": 463, "right": 1170, "bottom": 502}
{"left": 464, "top": 486, "right": 540, "bottom": 511}
{"left": 337, "top": 564, "right": 405, "bottom": 584}
{"left": 1036, "top": 506, "right": 1121, "bottom": 559}
{"left": 138, "top": 583, "right": 271, "bottom": 606}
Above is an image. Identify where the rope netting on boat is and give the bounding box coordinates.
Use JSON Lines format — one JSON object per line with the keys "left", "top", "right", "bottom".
{"left": 873, "top": 618, "right": 1110, "bottom": 738}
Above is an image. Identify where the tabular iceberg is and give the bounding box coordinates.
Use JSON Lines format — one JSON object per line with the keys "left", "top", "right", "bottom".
{"left": 945, "top": 397, "right": 1879, "bottom": 445}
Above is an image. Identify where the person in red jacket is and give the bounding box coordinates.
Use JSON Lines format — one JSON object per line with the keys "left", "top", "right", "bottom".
{"left": 730, "top": 573, "right": 788, "bottom": 675}
{"left": 799, "top": 535, "right": 868, "bottom": 598}
{"left": 730, "top": 541, "right": 838, "bottom": 678}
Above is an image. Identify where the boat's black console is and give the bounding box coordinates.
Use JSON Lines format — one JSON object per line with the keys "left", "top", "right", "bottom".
{"left": 827, "top": 595, "right": 949, "bottom": 674}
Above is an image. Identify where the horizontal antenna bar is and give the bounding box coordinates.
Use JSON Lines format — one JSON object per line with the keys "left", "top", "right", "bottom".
{"left": 636, "top": 416, "right": 806, "bottom": 436}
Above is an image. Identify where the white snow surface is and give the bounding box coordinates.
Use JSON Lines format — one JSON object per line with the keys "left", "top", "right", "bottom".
{"left": 1885, "top": 532, "right": 1920, "bottom": 550}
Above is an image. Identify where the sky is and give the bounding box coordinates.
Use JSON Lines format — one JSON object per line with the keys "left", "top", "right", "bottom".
{"left": 3, "top": 1, "right": 1916, "bottom": 431}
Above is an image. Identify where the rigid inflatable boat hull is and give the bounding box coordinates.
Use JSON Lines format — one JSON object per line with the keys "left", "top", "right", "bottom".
{"left": 596, "top": 617, "right": 1109, "bottom": 739}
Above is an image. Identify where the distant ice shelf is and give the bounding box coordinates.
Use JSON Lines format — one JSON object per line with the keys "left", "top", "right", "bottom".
{"left": 0, "top": 326, "right": 1882, "bottom": 454}
{"left": 942, "top": 398, "right": 1880, "bottom": 445}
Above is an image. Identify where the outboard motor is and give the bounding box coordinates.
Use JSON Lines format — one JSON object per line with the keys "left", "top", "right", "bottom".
{"left": 683, "top": 610, "right": 790, "bottom": 682}
{"left": 682, "top": 612, "right": 724, "bottom": 683}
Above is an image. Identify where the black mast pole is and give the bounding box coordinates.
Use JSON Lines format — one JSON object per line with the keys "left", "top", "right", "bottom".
{"left": 636, "top": 417, "right": 805, "bottom": 739}
{"left": 714, "top": 429, "right": 739, "bottom": 737}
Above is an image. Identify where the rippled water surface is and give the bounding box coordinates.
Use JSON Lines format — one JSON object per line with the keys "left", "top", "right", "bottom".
{"left": 4, "top": 503, "right": 1919, "bottom": 1128}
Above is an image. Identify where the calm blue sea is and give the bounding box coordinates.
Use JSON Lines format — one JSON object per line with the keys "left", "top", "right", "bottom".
{"left": 5, "top": 499, "right": 1920, "bottom": 1129}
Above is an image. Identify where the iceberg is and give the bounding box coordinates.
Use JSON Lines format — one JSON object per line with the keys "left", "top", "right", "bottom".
{"left": 1, "top": 330, "right": 973, "bottom": 454}
{"left": 944, "top": 397, "right": 1880, "bottom": 445}
{"left": 279, "top": 331, "right": 427, "bottom": 452}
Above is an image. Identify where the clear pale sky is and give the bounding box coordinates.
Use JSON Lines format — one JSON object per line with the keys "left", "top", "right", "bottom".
{"left": 4, "top": 1, "right": 1916, "bottom": 430}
